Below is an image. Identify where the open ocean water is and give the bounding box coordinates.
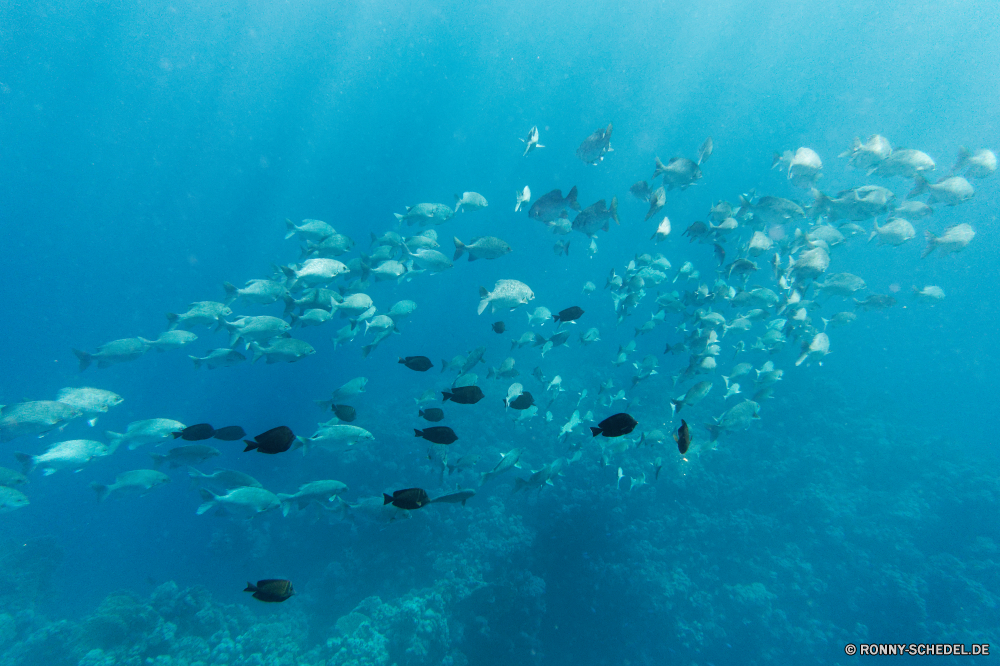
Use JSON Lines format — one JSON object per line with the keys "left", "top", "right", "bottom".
{"left": 1, "top": 1, "right": 999, "bottom": 664}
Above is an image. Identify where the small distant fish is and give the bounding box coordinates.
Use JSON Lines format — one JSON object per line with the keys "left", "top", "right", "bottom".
{"left": 243, "top": 426, "right": 295, "bottom": 454}
{"left": 630, "top": 180, "right": 652, "bottom": 202}
{"left": 582, "top": 281, "right": 596, "bottom": 296}
{"left": 442, "top": 386, "right": 485, "bottom": 404}
{"left": 515, "top": 186, "right": 531, "bottom": 212}
{"left": 330, "top": 405, "right": 357, "bottom": 423}
{"left": 590, "top": 413, "right": 638, "bottom": 438}
{"left": 419, "top": 408, "right": 445, "bottom": 422}
{"left": 430, "top": 490, "right": 476, "bottom": 506}
{"left": 651, "top": 216, "right": 671, "bottom": 242}
{"left": 150, "top": 445, "right": 220, "bottom": 469}
{"left": 140, "top": 330, "right": 198, "bottom": 352}
{"left": 383, "top": 488, "right": 430, "bottom": 510}
{"left": 520, "top": 126, "right": 544, "bottom": 156}
{"left": 698, "top": 137, "right": 713, "bottom": 165}
{"left": 854, "top": 294, "right": 897, "bottom": 311}
{"left": 576, "top": 123, "right": 613, "bottom": 164}
{"left": 399, "top": 356, "right": 434, "bottom": 372}
{"left": 415, "top": 426, "right": 458, "bottom": 445}
{"left": 454, "top": 192, "right": 488, "bottom": 213}
{"left": 554, "top": 240, "right": 571, "bottom": 256}
{"left": 91, "top": 469, "right": 170, "bottom": 502}
{"left": 245, "top": 579, "right": 295, "bottom": 603}
{"left": 453, "top": 236, "right": 512, "bottom": 261}
{"left": 73, "top": 338, "right": 150, "bottom": 371}
{"left": 172, "top": 424, "right": 214, "bottom": 441}
{"left": 492, "top": 321, "right": 506, "bottom": 334}
{"left": 951, "top": 146, "right": 996, "bottom": 179}
{"left": 674, "top": 420, "right": 691, "bottom": 455}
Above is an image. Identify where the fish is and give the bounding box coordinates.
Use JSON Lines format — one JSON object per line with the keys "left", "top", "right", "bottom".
{"left": 222, "top": 316, "right": 291, "bottom": 348}
{"left": 406, "top": 248, "right": 453, "bottom": 273}
{"left": 139, "top": 330, "right": 198, "bottom": 352}
{"left": 245, "top": 580, "right": 295, "bottom": 603}
{"left": 922, "top": 224, "right": 975, "bottom": 258}
{"left": 576, "top": 122, "right": 613, "bottom": 164}
{"left": 527, "top": 307, "right": 553, "bottom": 326}
{"left": 492, "top": 321, "right": 506, "bottom": 334}
{"left": 16, "top": 439, "right": 111, "bottom": 476}
{"left": 415, "top": 427, "right": 458, "bottom": 445}
{"left": 430, "top": 490, "right": 476, "bottom": 506}
{"left": 73, "top": 338, "right": 150, "bottom": 371}
{"left": 552, "top": 306, "right": 584, "bottom": 324}
{"left": 480, "top": 448, "right": 522, "bottom": 485}
{"left": 285, "top": 218, "right": 335, "bottom": 241}
{"left": 173, "top": 424, "right": 215, "bottom": 441}
{"left": 553, "top": 240, "right": 570, "bottom": 256}
{"left": 243, "top": 426, "right": 296, "bottom": 454}
{"left": 951, "top": 146, "right": 996, "bottom": 179}
{"left": 653, "top": 156, "right": 702, "bottom": 190}
{"left": 394, "top": 203, "right": 455, "bottom": 226}
{"left": 698, "top": 137, "right": 713, "bottom": 165}
{"left": 222, "top": 279, "right": 287, "bottom": 306}
{"left": 442, "top": 386, "right": 485, "bottom": 404}
{"left": 774, "top": 147, "right": 823, "bottom": 188}
{"left": 289, "top": 309, "right": 333, "bottom": 328}
{"left": 630, "top": 180, "right": 652, "bottom": 202}
{"left": 277, "top": 480, "right": 349, "bottom": 516}
{"left": 816, "top": 273, "right": 867, "bottom": 298}
{"left": 107, "top": 418, "right": 186, "bottom": 450}
{"left": 330, "top": 293, "right": 376, "bottom": 319}
{"left": 907, "top": 174, "right": 974, "bottom": 206}
{"left": 188, "top": 468, "right": 263, "bottom": 492}
{"left": 166, "top": 301, "right": 233, "bottom": 330}
{"left": 414, "top": 389, "right": 437, "bottom": 406}
{"left": 513, "top": 458, "right": 567, "bottom": 493}
{"left": 250, "top": 338, "right": 316, "bottom": 364}
{"left": 388, "top": 300, "right": 418, "bottom": 320}
{"left": 839, "top": 135, "right": 892, "bottom": 171}
{"left": 330, "top": 405, "right": 357, "bottom": 423}
{"left": 197, "top": 487, "right": 281, "bottom": 517}
{"left": 478, "top": 279, "right": 535, "bottom": 315}
{"left": 572, "top": 198, "right": 619, "bottom": 235}
{"left": 399, "top": 356, "right": 434, "bottom": 372}
{"left": 488, "top": 357, "right": 519, "bottom": 379}
{"left": 579, "top": 328, "right": 600, "bottom": 345}
{"left": 453, "top": 236, "right": 512, "bottom": 261}
{"left": 419, "top": 408, "right": 445, "bottom": 422}
{"left": 590, "top": 413, "right": 638, "bottom": 438}
{"left": 528, "top": 187, "right": 581, "bottom": 223}
{"left": 55, "top": 388, "right": 123, "bottom": 426}
{"left": 868, "top": 149, "right": 935, "bottom": 179}
{"left": 91, "top": 469, "right": 170, "bottom": 502}
{"left": 190, "top": 349, "right": 246, "bottom": 370}
{"left": 674, "top": 420, "right": 691, "bottom": 455}
{"left": 705, "top": 400, "right": 760, "bottom": 441}
{"left": 318, "top": 377, "right": 369, "bottom": 407}
{"left": 515, "top": 186, "right": 531, "bottom": 212}
{"left": 912, "top": 286, "right": 946, "bottom": 303}
{"left": 651, "top": 216, "right": 671, "bottom": 242}
{"left": 645, "top": 186, "right": 666, "bottom": 221}
{"left": 0, "top": 396, "right": 83, "bottom": 442}
{"left": 868, "top": 218, "right": 915, "bottom": 246}
{"left": 303, "top": 233, "right": 355, "bottom": 258}
{"left": 454, "top": 192, "right": 488, "bottom": 213}
{"left": 519, "top": 126, "right": 544, "bottom": 156}
{"left": 507, "top": 392, "right": 535, "bottom": 410}
{"left": 795, "top": 332, "right": 830, "bottom": 366}
{"left": 0, "top": 467, "right": 28, "bottom": 488}
{"left": 383, "top": 488, "right": 430, "bottom": 510}
{"left": 0, "top": 487, "right": 29, "bottom": 513}
{"left": 671, "top": 381, "right": 713, "bottom": 415}
{"left": 150, "top": 445, "right": 220, "bottom": 469}
{"left": 296, "top": 425, "right": 374, "bottom": 453}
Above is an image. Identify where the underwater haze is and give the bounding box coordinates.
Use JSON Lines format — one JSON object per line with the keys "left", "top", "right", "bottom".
{"left": 1, "top": 0, "right": 999, "bottom": 664}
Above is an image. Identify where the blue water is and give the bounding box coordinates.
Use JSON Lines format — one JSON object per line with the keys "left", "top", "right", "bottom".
{"left": 2, "top": 0, "right": 999, "bottom": 664}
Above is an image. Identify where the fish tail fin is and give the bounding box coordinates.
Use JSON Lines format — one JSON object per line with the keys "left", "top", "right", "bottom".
{"left": 189, "top": 355, "right": 202, "bottom": 369}
{"left": 414, "top": 429, "right": 423, "bottom": 438}
{"left": 393, "top": 213, "right": 404, "bottom": 222}
{"left": 196, "top": 489, "right": 218, "bottom": 515}
{"left": 284, "top": 218, "right": 297, "bottom": 239}
{"left": 165, "top": 312, "right": 179, "bottom": 330}
{"left": 14, "top": 452, "right": 32, "bottom": 474}
{"left": 361, "top": 343, "right": 374, "bottom": 358}
{"left": 477, "top": 288, "right": 490, "bottom": 315}
{"left": 222, "top": 282, "right": 238, "bottom": 305}
{"left": 277, "top": 494, "right": 294, "bottom": 517}
{"left": 590, "top": 427, "right": 601, "bottom": 437}
{"left": 671, "top": 399, "right": 681, "bottom": 417}
{"left": 907, "top": 173, "right": 930, "bottom": 200}
{"left": 704, "top": 424, "right": 721, "bottom": 442}
{"left": 72, "top": 349, "right": 92, "bottom": 372}
{"left": 91, "top": 482, "right": 109, "bottom": 502}
{"left": 243, "top": 439, "right": 259, "bottom": 452}
{"left": 868, "top": 219, "right": 880, "bottom": 244}
{"left": 382, "top": 493, "right": 393, "bottom": 505}
{"left": 244, "top": 582, "right": 258, "bottom": 592}
{"left": 921, "top": 230, "right": 938, "bottom": 259}
{"left": 951, "top": 146, "right": 970, "bottom": 173}
{"left": 279, "top": 266, "right": 297, "bottom": 289}
{"left": 441, "top": 392, "right": 453, "bottom": 403}
{"left": 249, "top": 342, "right": 264, "bottom": 364}
{"left": 282, "top": 294, "right": 297, "bottom": 316}
{"left": 289, "top": 313, "right": 299, "bottom": 328}
{"left": 150, "top": 454, "right": 165, "bottom": 470}
{"left": 566, "top": 185, "right": 581, "bottom": 211}
{"left": 453, "top": 237, "right": 465, "bottom": 261}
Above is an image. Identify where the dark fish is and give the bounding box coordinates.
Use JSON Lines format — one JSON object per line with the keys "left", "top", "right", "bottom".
{"left": 590, "top": 413, "right": 638, "bottom": 438}
{"left": 712, "top": 243, "right": 726, "bottom": 267}
{"left": 431, "top": 490, "right": 476, "bottom": 506}
{"left": 683, "top": 221, "right": 710, "bottom": 242}
{"left": 576, "top": 123, "right": 613, "bottom": 164}
{"left": 415, "top": 426, "right": 458, "bottom": 445}
{"left": 528, "top": 187, "right": 581, "bottom": 223}
{"left": 442, "top": 386, "right": 485, "bottom": 404}
{"left": 150, "top": 444, "right": 220, "bottom": 469}
{"left": 244, "top": 426, "right": 295, "bottom": 454}
{"left": 212, "top": 426, "right": 246, "bottom": 441}
{"left": 674, "top": 419, "right": 691, "bottom": 455}
{"left": 331, "top": 404, "right": 357, "bottom": 422}
{"left": 492, "top": 321, "right": 505, "bottom": 334}
{"left": 507, "top": 392, "right": 535, "bottom": 410}
{"left": 854, "top": 294, "right": 897, "bottom": 311}
{"left": 630, "top": 180, "right": 652, "bottom": 202}
{"left": 553, "top": 306, "right": 584, "bottom": 324}
{"left": 419, "top": 408, "right": 445, "bottom": 422}
{"left": 572, "top": 198, "right": 619, "bottom": 235}
{"left": 244, "top": 579, "right": 295, "bottom": 603}
{"left": 398, "top": 356, "right": 433, "bottom": 372}
{"left": 383, "top": 487, "right": 430, "bottom": 510}
{"left": 173, "top": 424, "right": 215, "bottom": 441}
